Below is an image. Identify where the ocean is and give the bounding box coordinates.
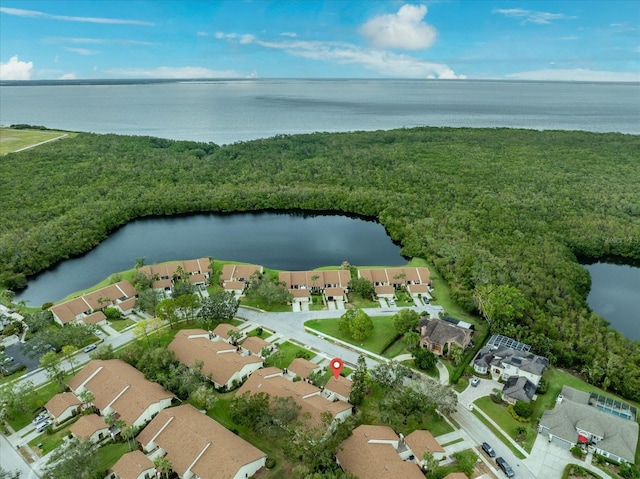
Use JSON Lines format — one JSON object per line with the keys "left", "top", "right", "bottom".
{"left": 1, "top": 79, "right": 638, "bottom": 144}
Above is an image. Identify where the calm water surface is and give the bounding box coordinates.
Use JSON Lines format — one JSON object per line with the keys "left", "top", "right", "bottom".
{"left": 584, "top": 262, "right": 640, "bottom": 341}
{"left": 1, "top": 80, "right": 638, "bottom": 144}
{"left": 15, "top": 212, "right": 405, "bottom": 306}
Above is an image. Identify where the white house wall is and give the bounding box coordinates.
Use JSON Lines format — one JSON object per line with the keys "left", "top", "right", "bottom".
{"left": 232, "top": 457, "right": 267, "bottom": 479}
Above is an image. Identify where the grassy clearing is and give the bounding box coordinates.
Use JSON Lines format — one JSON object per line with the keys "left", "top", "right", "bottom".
{"left": 0, "top": 128, "right": 74, "bottom": 155}
{"left": 208, "top": 394, "right": 293, "bottom": 478}
{"left": 7, "top": 378, "right": 71, "bottom": 431}
{"left": 94, "top": 442, "right": 130, "bottom": 474}
{"left": 246, "top": 328, "right": 272, "bottom": 340}
{"left": 28, "top": 422, "right": 74, "bottom": 455}
{"left": 382, "top": 336, "right": 408, "bottom": 359}
{"left": 267, "top": 341, "right": 315, "bottom": 369}
{"left": 305, "top": 316, "right": 396, "bottom": 355}
{"left": 474, "top": 397, "right": 536, "bottom": 452}
{"left": 471, "top": 408, "right": 526, "bottom": 459}
{"left": 108, "top": 318, "right": 135, "bottom": 332}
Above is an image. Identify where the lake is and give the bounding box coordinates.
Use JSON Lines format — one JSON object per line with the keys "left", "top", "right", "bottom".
{"left": 584, "top": 261, "right": 640, "bottom": 341}
{"left": 15, "top": 211, "right": 405, "bottom": 306}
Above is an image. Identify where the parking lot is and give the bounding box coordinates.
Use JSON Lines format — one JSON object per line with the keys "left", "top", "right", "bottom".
{"left": 3, "top": 341, "right": 41, "bottom": 372}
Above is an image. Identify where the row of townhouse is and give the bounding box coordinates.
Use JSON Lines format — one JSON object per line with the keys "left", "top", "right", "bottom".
{"left": 138, "top": 257, "right": 212, "bottom": 294}
{"left": 49, "top": 281, "right": 138, "bottom": 326}
{"left": 43, "top": 358, "right": 268, "bottom": 479}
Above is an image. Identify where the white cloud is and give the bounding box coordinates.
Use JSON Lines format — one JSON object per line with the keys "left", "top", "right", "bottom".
{"left": 46, "top": 37, "right": 153, "bottom": 46}
{"left": 281, "top": 32, "right": 297, "bottom": 38}
{"left": 64, "top": 47, "right": 98, "bottom": 55}
{"left": 218, "top": 33, "right": 464, "bottom": 79}
{"left": 0, "top": 7, "right": 153, "bottom": 26}
{"left": 506, "top": 68, "right": 640, "bottom": 82}
{"left": 103, "top": 66, "right": 243, "bottom": 79}
{"left": 494, "top": 8, "right": 573, "bottom": 25}
{"left": 0, "top": 55, "right": 33, "bottom": 80}
{"left": 360, "top": 4, "right": 437, "bottom": 50}
{"left": 59, "top": 73, "right": 77, "bottom": 80}
{"left": 197, "top": 31, "right": 208, "bottom": 37}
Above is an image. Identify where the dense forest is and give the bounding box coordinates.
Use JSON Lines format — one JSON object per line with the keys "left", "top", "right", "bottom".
{"left": 1, "top": 127, "right": 639, "bottom": 400}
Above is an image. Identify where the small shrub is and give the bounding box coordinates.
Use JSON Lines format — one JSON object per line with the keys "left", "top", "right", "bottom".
{"left": 265, "top": 457, "right": 276, "bottom": 469}
{"left": 536, "top": 377, "right": 548, "bottom": 394}
{"left": 513, "top": 400, "right": 534, "bottom": 419}
{"left": 292, "top": 376, "right": 302, "bottom": 382}
{"left": 41, "top": 302, "right": 54, "bottom": 310}
{"left": 295, "top": 350, "right": 310, "bottom": 359}
{"left": 570, "top": 445, "right": 585, "bottom": 459}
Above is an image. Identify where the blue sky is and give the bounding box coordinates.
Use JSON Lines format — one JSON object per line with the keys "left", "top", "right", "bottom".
{"left": 1, "top": 0, "right": 639, "bottom": 81}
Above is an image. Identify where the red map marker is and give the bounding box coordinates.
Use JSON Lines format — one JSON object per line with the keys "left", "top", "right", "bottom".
{"left": 330, "top": 358, "right": 344, "bottom": 380}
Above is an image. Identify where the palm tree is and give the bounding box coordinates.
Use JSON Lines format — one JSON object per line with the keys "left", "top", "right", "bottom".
{"left": 153, "top": 455, "right": 172, "bottom": 479}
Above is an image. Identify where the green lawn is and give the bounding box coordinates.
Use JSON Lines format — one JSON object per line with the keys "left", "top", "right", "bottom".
{"left": 239, "top": 295, "right": 292, "bottom": 312}
{"left": 246, "top": 328, "right": 273, "bottom": 340}
{"left": 382, "top": 336, "right": 409, "bottom": 359}
{"left": 304, "top": 315, "right": 397, "bottom": 355}
{"left": 94, "top": 442, "right": 130, "bottom": 475}
{"left": 28, "top": 419, "right": 78, "bottom": 455}
{"left": 267, "top": 341, "right": 315, "bottom": 369}
{"left": 474, "top": 396, "right": 536, "bottom": 452}
{"left": 108, "top": 318, "right": 135, "bottom": 332}
{"left": 471, "top": 408, "right": 526, "bottom": 459}
{"left": 0, "top": 128, "right": 74, "bottom": 155}
{"left": 7, "top": 378, "right": 71, "bottom": 431}
{"left": 208, "top": 394, "right": 293, "bottom": 478}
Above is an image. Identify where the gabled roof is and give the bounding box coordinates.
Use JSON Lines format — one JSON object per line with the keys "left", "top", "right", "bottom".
{"left": 336, "top": 425, "right": 425, "bottom": 479}
{"left": 67, "top": 359, "right": 175, "bottom": 427}
{"left": 238, "top": 367, "right": 351, "bottom": 426}
{"left": 169, "top": 329, "right": 262, "bottom": 386}
{"left": 70, "top": 413, "right": 108, "bottom": 440}
{"left": 404, "top": 429, "right": 445, "bottom": 458}
{"left": 540, "top": 386, "right": 639, "bottom": 462}
{"left": 420, "top": 318, "right": 472, "bottom": 348}
{"left": 223, "top": 281, "right": 245, "bottom": 292}
{"left": 241, "top": 336, "right": 271, "bottom": 355}
{"left": 220, "top": 264, "right": 262, "bottom": 282}
{"left": 375, "top": 285, "right": 395, "bottom": 295}
{"left": 288, "top": 358, "right": 319, "bottom": 379}
{"left": 111, "top": 450, "right": 155, "bottom": 479}
{"left": 502, "top": 376, "right": 537, "bottom": 403}
{"left": 324, "top": 375, "right": 352, "bottom": 399}
{"left": 50, "top": 281, "right": 137, "bottom": 324}
{"left": 278, "top": 270, "right": 351, "bottom": 288}
{"left": 212, "top": 323, "right": 240, "bottom": 340}
{"left": 50, "top": 297, "right": 92, "bottom": 324}
{"left": 324, "top": 287, "right": 345, "bottom": 297}
{"left": 45, "top": 392, "right": 82, "bottom": 418}
{"left": 83, "top": 311, "right": 107, "bottom": 324}
{"left": 137, "top": 404, "right": 266, "bottom": 479}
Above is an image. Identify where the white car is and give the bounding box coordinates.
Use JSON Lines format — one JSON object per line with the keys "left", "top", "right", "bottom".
{"left": 32, "top": 412, "right": 49, "bottom": 425}
{"left": 36, "top": 419, "right": 52, "bottom": 433}
{"left": 389, "top": 299, "right": 396, "bottom": 306}
{"left": 471, "top": 376, "right": 481, "bottom": 387}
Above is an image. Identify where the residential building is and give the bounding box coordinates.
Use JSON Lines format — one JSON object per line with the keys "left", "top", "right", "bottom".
{"left": 70, "top": 414, "right": 110, "bottom": 442}
{"left": 50, "top": 281, "right": 138, "bottom": 326}
{"left": 473, "top": 335, "right": 548, "bottom": 386}
{"left": 220, "top": 264, "right": 263, "bottom": 296}
{"left": 324, "top": 375, "right": 353, "bottom": 403}
{"left": 110, "top": 450, "right": 155, "bottom": 479}
{"left": 137, "top": 404, "right": 267, "bottom": 479}
{"left": 138, "top": 258, "right": 212, "bottom": 293}
{"left": 211, "top": 323, "right": 241, "bottom": 342}
{"left": 238, "top": 367, "right": 352, "bottom": 427}
{"left": 336, "top": 425, "right": 425, "bottom": 479}
{"left": 404, "top": 429, "right": 446, "bottom": 468}
{"left": 288, "top": 357, "right": 320, "bottom": 380}
{"left": 502, "top": 376, "right": 537, "bottom": 404}
{"left": 240, "top": 336, "right": 272, "bottom": 358}
{"left": 278, "top": 270, "right": 351, "bottom": 293}
{"left": 419, "top": 317, "right": 473, "bottom": 356}
{"left": 169, "top": 329, "right": 263, "bottom": 390}
{"left": 539, "top": 386, "right": 638, "bottom": 464}
{"left": 357, "top": 267, "right": 430, "bottom": 291}
{"left": 45, "top": 392, "right": 82, "bottom": 425}
{"left": 67, "top": 359, "right": 175, "bottom": 428}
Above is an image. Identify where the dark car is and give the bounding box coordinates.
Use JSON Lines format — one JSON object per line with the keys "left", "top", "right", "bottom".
{"left": 482, "top": 442, "right": 496, "bottom": 457}
{"left": 496, "top": 457, "right": 515, "bottom": 478}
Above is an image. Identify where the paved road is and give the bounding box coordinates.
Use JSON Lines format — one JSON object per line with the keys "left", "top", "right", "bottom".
{"left": 0, "top": 432, "right": 41, "bottom": 478}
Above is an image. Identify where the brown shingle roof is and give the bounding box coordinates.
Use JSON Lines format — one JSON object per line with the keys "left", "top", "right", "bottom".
{"left": 404, "top": 429, "right": 445, "bottom": 458}
{"left": 111, "top": 450, "right": 155, "bottom": 479}
{"left": 223, "top": 281, "right": 245, "bottom": 292}
{"left": 137, "top": 405, "right": 266, "bottom": 479}
{"left": 336, "top": 425, "right": 425, "bottom": 479}
{"left": 212, "top": 323, "right": 240, "bottom": 340}
{"left": 220, "top": 264, "right": 262, "bottom": 282}
{"left": 45, "top": 392, "right": 81, "bottom": 418}
{"left": 241, "top": 336, "right": 270, "bottom": 355}
{"left": 67, "top": 359, "right": 175, "bottom": 427}
{"left": 420, "top": 318, "right": 473, "bottom": 349}
{"left": 50, "top": 297, "right": 92, "bottom": 324}
{"left": 169, "top": 330, "right": 262, "bottom": 387}
{"left": 324, "top": 287, "right": 345, "bottom": 298}
{"left": 325, "top": 375, "right": 352, "bottom": 399}
{"left": 83, "top": 311, "right": 106, "bottom": 324}
{"left": 290, "top": 289, "right": 310, "bottom": 299}
{"left": 288, "top": 358, "right": 320, "bottom": 379}
{"left": 118, "top": 297, "right": 137, "bottom": 312}
{"left": 70, "top": 414, "right": 109, "bottom": 440}
{"left": 237, "top": 368, "right": 351, "bottom": 426}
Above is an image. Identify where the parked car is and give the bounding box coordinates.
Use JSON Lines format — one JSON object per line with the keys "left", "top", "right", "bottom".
{"left": 2, "top": 356, "right": 13, "bottom": 364}
{"left": 482, "top": 442, "right": 496, "bottom": 457}
{"left": 36, "top": 419, "right": 52, "bottom": 433}
{"left": 83, "top": 344, "right": 97, "bottom": 353}
{"left": 496, "top": 457, "right": 515, "bottom": 478}
{"left": 471, "top": 376, "right": 480, "bottom": 387}
{"left": 422, "top": 297, "right": 430, "bottom": 305}
{"left": 389, "top": 299, "right": 396, "bottom": 306}
{"left": 32, "top": 412, "right": 49, "bottom": 425}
